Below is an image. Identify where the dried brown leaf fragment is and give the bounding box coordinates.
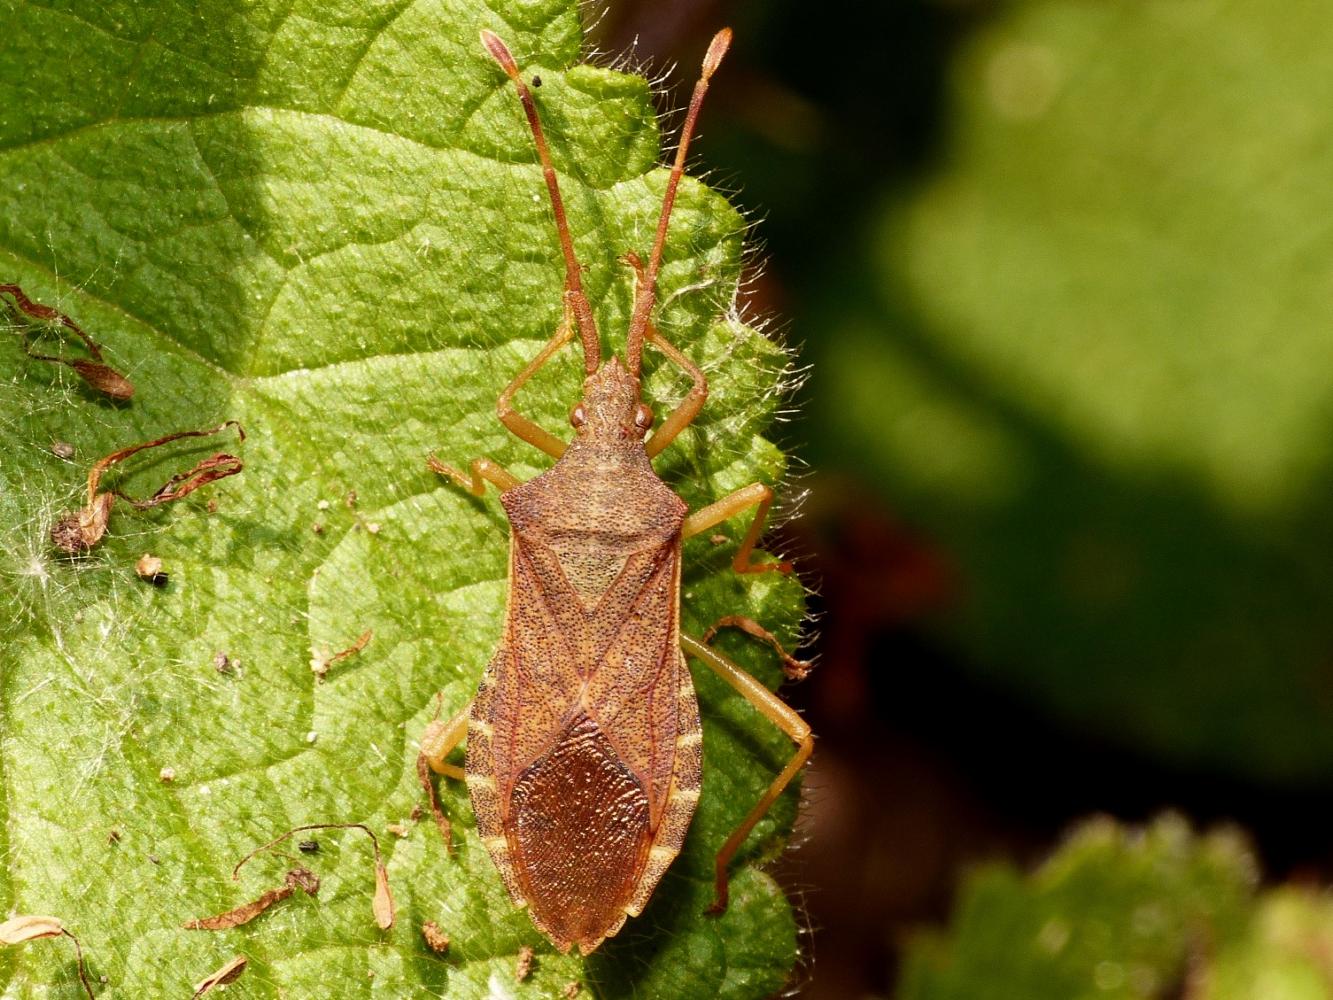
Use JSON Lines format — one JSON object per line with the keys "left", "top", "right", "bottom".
{"left": 183, "top": 885, "right": 294, "bottom": 930}
{"left": 373, "top": 861, "right": 396, "bottom": 930}
{"left": 183, "top": 868, "right": 320, "bottom": 931}
{"left": 2, "top": 282, "right": 135, "bottom": 399}
{"left": 515, "top": 944, "right": 535, "bottom": 981}
{"left": 421, "top": 920, "right": 450, "bottom": 954}
{"left": 192, "top": 955, "right": 247, "bottom": 997}
{"left": 51, "top": 422, "right": 245, "bottom": 555}
{"left": 0, "top": 915, "right": 95, "bottom": 998}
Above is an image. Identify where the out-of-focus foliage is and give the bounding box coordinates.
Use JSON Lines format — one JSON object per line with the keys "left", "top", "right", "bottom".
{"left": 901, "top": 815, "right": 1333, "bottom": 1000}
{"left": 809, "top": 0, "right": 1333, "bottom": 780}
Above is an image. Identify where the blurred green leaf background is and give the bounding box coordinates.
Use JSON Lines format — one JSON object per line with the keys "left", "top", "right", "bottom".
{"left": 597, "top": 0, "right": 1333, "bottom": 996}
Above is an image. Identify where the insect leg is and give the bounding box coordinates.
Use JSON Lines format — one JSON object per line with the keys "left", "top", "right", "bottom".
{"left": 420, "top": 702, "right": 470, "bottom": 780}
{"left": 701, "top": 615, "right": 811, "bottom": 681}
{"left": 680, "top": 633, "right": 812, "bottom": 915}
{"left": 682, "top": 482, "right": 792, "bottom": 574}
{"left": 644, "top": 322, "right": 708, "bottom": 457}
{"left": 427, "top": 456, "right": 520, "bottom": 496}
{"left": 495, "top": 301, "right": 575, "bottom": 458}
{"left": 417, "top": 700, "right": 474, "bottom": 853}
{"left": 618, "top": 255, "right": 710, "bottom": 459}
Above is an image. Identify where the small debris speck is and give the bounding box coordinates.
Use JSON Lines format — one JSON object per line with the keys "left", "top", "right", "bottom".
{"left": 317, "top": 499, "right": 331, "bottom": 511}
{"left": 212, "top": 652, "right": 231, "bottom": 674}
{"left": 345, "top": 490, "right": 358, "bottom": 507}
{"left": 108, "top": 829, "right": 122, "bottom": 844}
{"left": 206, "top": 499, "right": 219, "bottom": 514}
{"left": 287, "top": 867, "right": 320, "bottom": 896}
{"left": 159, "top": 767, "right": 176, "bottom": 783}
{"left": 421, "top": 920, "right": 450, "bottom": 954}
{"left": 305, "top": 731, "right": 318, "bottom": 744}
{"left": 135, "top": 553, "right": 168, "bottom": 586}
{"left": 515, "top": 944, "right": 534, "bottom": 982}
{"left": 312, "top": 522, "right": 325, "bottom": 535}
{"left": 709, "top": 534, "right": 728, "bottom": 545}
{"left": 365, "top": 521, "right": 381, "bottom": 535}
{"left": 563, "top": 983, "right": 581, "bottom": 998}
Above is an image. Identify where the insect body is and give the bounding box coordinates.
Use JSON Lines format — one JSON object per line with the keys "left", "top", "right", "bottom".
{"left": 420, "top": 28, "right": 812, "bottom": 955}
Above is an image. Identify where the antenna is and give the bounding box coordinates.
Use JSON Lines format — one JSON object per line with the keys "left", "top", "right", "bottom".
{"left": 482, "top": 30, "right": 602, "bottom": 373}
{"left": 625, "top": 28, "right": 732, "bottom": 376}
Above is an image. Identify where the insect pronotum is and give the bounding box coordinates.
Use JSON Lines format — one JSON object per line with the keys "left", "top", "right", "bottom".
{"left": 419, "top": 27, "right": 813, "bottom": 955}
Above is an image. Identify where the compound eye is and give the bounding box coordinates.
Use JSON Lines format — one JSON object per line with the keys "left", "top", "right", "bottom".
{"left": 633, "top": 403, "right": 655, "bottom": 431}
{"left": 570, "top": 403, "right": 587, "bottom": 428}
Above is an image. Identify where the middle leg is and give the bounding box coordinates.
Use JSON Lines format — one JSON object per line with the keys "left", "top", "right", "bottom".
{"left": 683, "top": 481, "right": 791, "bottom": 575}
{"left": 427, "top": 456, "right": 519, "bottom": 496}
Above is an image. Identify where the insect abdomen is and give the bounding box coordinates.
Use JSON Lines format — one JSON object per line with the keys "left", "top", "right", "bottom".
{"left": 510, "top": 712, "right": 651, "bottom": 952}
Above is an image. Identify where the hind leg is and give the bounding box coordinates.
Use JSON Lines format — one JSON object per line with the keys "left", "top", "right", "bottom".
{"left": 681, "top": 634, "right": 812, "bottom": 914}
{"left": 417, "top": 700, "right": 473, "bottom": 853}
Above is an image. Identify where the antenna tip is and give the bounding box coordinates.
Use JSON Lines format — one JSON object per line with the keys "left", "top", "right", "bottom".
{"left": 702, "top": 27, "right": 733, "bottom": 79}
{"left": 480, "top": 29, "right": 519, "bottom": 77}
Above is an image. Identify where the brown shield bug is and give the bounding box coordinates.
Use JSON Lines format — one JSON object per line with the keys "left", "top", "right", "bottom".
{"left": 419, "top": 27, "right": 812, "bottom": 955}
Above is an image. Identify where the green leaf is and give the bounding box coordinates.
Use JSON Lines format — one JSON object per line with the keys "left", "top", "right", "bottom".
{"left": 809, "top": 0, "right": 1333, "bottom": 780}
{"left": 896, "top": 816, "right": 1236, "bottom": 1000}
{"left": 0, "top": 2, "right": 805, "bottom": 996}
{"left": 901, "top": 815, "right": 1333, "bottom": 1000}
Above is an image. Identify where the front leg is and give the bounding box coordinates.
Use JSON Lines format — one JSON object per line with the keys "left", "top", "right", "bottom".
{"left": 683, "top": 482, "right": 791, "bottom": 575}
{"left": 496, "top": 297, "right": 576, "bottom": 458}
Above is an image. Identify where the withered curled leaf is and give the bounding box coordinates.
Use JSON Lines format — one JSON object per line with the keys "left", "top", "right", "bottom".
{"left": 64, "top": 358, "right": 135, "bottom": 400}
{"left": 51, "top": 422, "right": 244, "bottom": 555}
{"left": 2, "top": 282, "right": 135, "bottom": 399}
{"left": 0, "top": 914, "right": 64, "bottom": 944}
{"left": 226, "top": 822, "right": 393, "bottom": 932}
